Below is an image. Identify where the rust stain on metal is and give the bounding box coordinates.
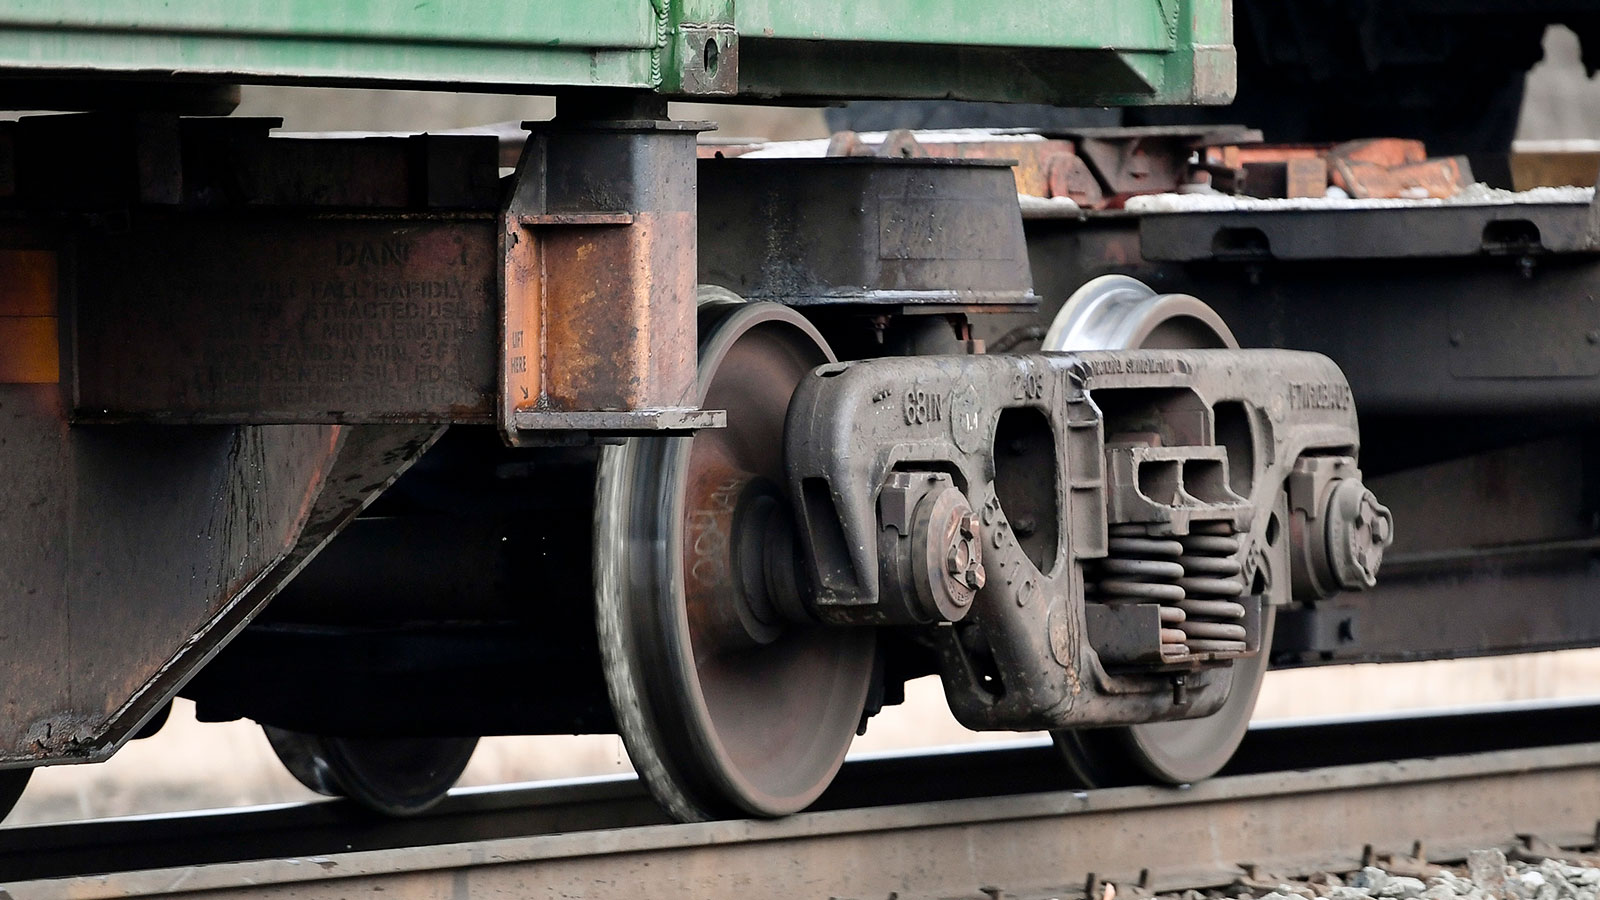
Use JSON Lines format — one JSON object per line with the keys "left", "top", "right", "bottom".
{"left": 0, "top": 317, "right": 58, "bottom": 383}
{"left": 539, "top": 212, "right": 695, "bottom": 411}
{"left": 1202, "top": 143, "right": 1333, "bottom": 198}
{"left": 0, "top": 249, "right": 55, "bottom": 316}
{"left": 917, "top": 138, "right": 1092, "bottom": 203}
{"left": 1205, "top": 143, "right": 1327, "bottom": 169}
{"left": 1201, "top": 138, "right": 1469, "bottom": 200}
{"left": 498, "top": 121, "right": 702, "bottom": 437}
{"left": 0, "top": 403, "right": 349, "bottom": 765}
{"left": 505, "top": 216, "right": 672, "bottom": 417}
{"left": 0, "top": 249, "right": 58, "bottom": 383}
{"left": 501, "top": 223, "right": 543, "bottom": 413}
{"left": 1328, "top": 138, "right": 1472, "bottom": 200}
{"left": 22, "top": 714, "right": 100, "bottom": 756}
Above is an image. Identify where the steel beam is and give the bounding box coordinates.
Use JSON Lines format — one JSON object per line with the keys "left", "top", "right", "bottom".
{"left": 74, "top": 216, "right": 501, "bottom": 424}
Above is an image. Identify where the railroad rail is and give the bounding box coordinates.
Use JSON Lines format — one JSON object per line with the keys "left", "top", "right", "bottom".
{"left": 7, "top": 700, "right": 1600, "bottom": 899}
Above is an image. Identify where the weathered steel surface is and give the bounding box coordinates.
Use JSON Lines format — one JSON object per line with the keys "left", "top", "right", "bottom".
{"left": 0, "top": 373, "right": 439, "bottom": 765}
{"left": 1138, "top": 202, "right": 1597, "bottom": 263}
{"left": 17, "top": 112, "right": 710, "bottom": 432}
{"left": 1009, "top": 208, "right": 1600, "bottom": 418}
{"left": 698, "top": 157, "right": 1037, "bottom": 307}
{"left": 1274, "top": 437, "right": 1600, "bottom": 667}
{"left": 1325, "top": 139, "right": 1472, "bottom": 201}
{"left": 74, "top": 216, "right": 499, "bottom": 424}
{"left": 18, "top": 117, "right": 510, "bottom": 426}
{"left": 170, "top": 425, "right": 447, "bottom": 732}
{"left": 0, "top": 227, "right": 444, "bottom": 765}
{"left": 0, "top": 249, "right": 57, "bottom": 383}
{"left": 985, "top": 188, "right": 1600, "bottom": 670}
{"left": 0, "top": 376, "right": 337, "bottom": 763}
{"left": 501, "top": 121, "right": 704, "bottom": 439}
{"left": 809, "top": 129, "right": 1094, "bottom": 201}
{"left": 0, "top": 1, "right": 1232, "bottom": 106}
{"left": 785, "top": 348, "right": 1362, "bottom": 731}
{"left": 8, "top": 741, "right": 1600, "bottom": 899}
{"left": 7, "top": 115, "right": 501, "bottom": 212}
{"left": 182, "top": 429, "right": 617, "bottom": 740}
{"left": 1200, "top": 138, "right": 1471, "bottom": 201}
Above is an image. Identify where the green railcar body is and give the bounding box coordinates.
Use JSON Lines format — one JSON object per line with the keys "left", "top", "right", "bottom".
{"left": 0, "top": 0, "right": 1233, "bottom": 105}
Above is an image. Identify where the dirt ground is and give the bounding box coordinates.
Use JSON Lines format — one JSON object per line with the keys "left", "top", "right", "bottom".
{"left": 9, "top": 26, "right": 1600, "bottom": 829}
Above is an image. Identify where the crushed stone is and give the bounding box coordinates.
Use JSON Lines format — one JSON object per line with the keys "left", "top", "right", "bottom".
{"left": 1156, "top": 847, "right": 1600, "bottom": 900}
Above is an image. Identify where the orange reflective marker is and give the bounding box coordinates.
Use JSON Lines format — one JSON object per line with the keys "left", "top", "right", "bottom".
{"left": 0, "top": 250, "right": 58, "bottom": 383}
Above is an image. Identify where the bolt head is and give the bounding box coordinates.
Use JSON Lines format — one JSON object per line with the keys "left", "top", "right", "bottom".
{"left": 946, "top": 544, "right": 966, "bottom": 575}
{"left": 965, "top": 562, "right": 986, "bottom": 590}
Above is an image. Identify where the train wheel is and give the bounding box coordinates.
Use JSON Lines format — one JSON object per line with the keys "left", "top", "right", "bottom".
{"left": 262, "top": 726, "right": 477, "bottom": 816}
{"left": 0, "top": 769, "right": 29, "bottom": 823}
{"left": 1044, "top": 275, "right": 1274, "bottom": 786}
{"left": 595, "top": 296, "right": 876, "bottom": 821}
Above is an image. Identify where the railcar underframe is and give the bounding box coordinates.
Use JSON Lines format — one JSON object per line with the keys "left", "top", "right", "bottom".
{"left": 0, "top": 101, "right": 1393, "bottom": 815}
{"left": 0, "top": 0, "right": 1593, "bottom": 825}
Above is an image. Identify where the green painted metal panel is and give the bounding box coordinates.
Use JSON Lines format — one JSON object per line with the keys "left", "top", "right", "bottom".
{"left": 0, "top": 32, "right": 653, "bottom": 90}
{"left": 0, "top": 1, "right": 657, "bottom": 48}
{"left": 0, "top": 0, "right": 1232, "bottom": 106}
{"left": 0, "top": 0, "right": 656, "bottom": 90}
{"left": 731, "top": 0, "right": 1177, "bottom": 51}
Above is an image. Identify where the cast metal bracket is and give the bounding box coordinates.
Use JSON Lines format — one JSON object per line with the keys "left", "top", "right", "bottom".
{"left": 499, "top": 117, "right": 725, "bottom": 443}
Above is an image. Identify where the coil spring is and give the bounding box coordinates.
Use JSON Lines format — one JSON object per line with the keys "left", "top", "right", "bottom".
{"left": 1092, "top": 522, "right": 1248, "bottom": 659}
{"left": 1175, "top": 523, "right": 1247, "bottom": 654}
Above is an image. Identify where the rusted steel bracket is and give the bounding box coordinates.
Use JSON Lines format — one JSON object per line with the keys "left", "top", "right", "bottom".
{"left": 500, "top": 117, "right": 722, "bottom": 444}
{"left": 50, "top": 112, "right": 724, "bottom": 435}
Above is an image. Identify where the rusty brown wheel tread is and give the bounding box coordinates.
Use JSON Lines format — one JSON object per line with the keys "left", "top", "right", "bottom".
{"left": 595, "top": 293, "right": 875, "bottom": 821}
{"left": 1045, "top": 274, "right": 1275, "bottom": 787}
